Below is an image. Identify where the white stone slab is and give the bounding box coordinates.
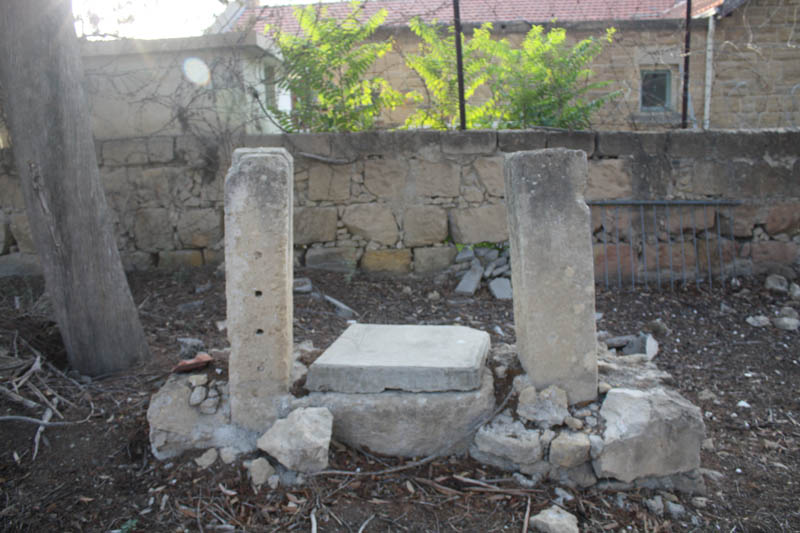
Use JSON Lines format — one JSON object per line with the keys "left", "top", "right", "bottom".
{"left": 306, "top": 324, "right": 490, "bottom": 393}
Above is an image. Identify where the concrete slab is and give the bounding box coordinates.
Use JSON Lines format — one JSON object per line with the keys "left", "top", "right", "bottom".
{"left": 306, "top": 324, "right": 490, "bottom": 393}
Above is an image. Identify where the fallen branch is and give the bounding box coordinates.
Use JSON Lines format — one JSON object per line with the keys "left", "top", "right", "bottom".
{"left": 32, "top": 403, "right": 55, "bottom": 460}
{"left": 0, "top": 411, "right": 92, "bottom": 427}
{"left": 0, "top": 385, "right": 40, "bottom": 409}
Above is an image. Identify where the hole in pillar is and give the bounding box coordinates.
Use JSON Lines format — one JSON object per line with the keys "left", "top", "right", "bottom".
{"left": 255, "top": 290, "right": 263, "bottom": 297}
{"left": 256, "top": 329, "right": 264, "bottom": 335}
{"left": 254, "top": 251, "right": 263, "bottom": 259}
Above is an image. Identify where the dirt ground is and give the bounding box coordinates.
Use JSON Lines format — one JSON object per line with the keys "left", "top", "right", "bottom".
{"left": 0, "top": 266, "right": 798, "bottom": 532}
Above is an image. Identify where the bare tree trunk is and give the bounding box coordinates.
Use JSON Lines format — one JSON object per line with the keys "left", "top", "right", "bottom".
{"left": 0, "top": 0, "right": 150, "bottom": 375}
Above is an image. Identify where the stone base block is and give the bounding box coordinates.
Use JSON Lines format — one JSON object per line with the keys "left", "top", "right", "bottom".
{"left": 294, "top": 372, "right": 495, "bottom": 457}
{"left": 147, "top": 375, "right": 258, "bottom": 460}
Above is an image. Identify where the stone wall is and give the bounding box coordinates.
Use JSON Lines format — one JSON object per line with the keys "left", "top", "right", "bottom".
{"left": 1, "top": 128, "right": 799, "bottom": 278}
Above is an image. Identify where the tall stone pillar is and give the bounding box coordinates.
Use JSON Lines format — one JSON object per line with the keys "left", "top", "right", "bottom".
{"left": 504, "top": 149, "right": 597, "bottom": 404}
{"left": 225, "top": 148, "right": 293, "bottom": 431}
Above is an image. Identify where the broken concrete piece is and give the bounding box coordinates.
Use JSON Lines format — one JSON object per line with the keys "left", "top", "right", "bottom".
{"left": 220, "top": 446, "right": 239, "bottom": 464}
{"left": 505, "top": 149, "right": 597, "bottom": 404}
{"left": 454, "top": 263, "right": 483, "bottom": 295}
{"left": 295, "top": 372, "right": 495, "bottom": 457}
{"left": 246, "top": 457, "right": 275, "bottom": 486}
{"left": 147, "top": 375, "right": 257, "bottom": 460}
{"left": 471, "top": 414, "right": 544, "bottom": 468}
{"left": 530, "top": 504, "right": 579, "bottom": 533}
{"left": 195, "top": 448, "right": 218, "bottom": 469}
{"left": 189, "top": 386, "right": 207, "bottom": 406}
{"left": 488, "top": 277, "right": 512, "bottom": 300}
{"left": 549, "top": 432, "right": 591, "bottom": 468}
{"left": 293, "top": 277, "right": 313, "bottom": 293}
{"left": 517, "top": 385, "right": 569, "bottom": 429}
{"left": 594, "top": 388, "right": 705, "bottom": 483}
{"left": 306, "top": 324, "right": 489, "bottom": 393}
{"left": 257, "top": 407, "right": 333, "bottom": 473}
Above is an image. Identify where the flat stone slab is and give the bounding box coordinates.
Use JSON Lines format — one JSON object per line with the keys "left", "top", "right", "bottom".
{"left": 306, "top": 324, "right": 490, "bottom": 393}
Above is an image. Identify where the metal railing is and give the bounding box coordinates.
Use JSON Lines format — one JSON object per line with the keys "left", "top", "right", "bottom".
{"left": 588, "top": 199, "right": 742, "bottom": 291}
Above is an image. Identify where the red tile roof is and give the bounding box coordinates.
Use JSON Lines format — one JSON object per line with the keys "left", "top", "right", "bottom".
{"left": 230, "top": 0, "right": 721, "bottom": 35}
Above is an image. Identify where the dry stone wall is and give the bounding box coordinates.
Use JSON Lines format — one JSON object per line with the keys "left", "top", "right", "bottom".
{"left": 0, "top": 129, "right": 798, "bottom": 279}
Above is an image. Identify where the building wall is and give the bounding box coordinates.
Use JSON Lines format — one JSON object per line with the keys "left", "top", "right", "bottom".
{"left": 1, "top": 129, "right": 798, "bottom": 278}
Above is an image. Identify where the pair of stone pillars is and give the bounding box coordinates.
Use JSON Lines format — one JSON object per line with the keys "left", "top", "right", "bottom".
{"left": 224, "top": 147, "right": 597, "bottom": 432}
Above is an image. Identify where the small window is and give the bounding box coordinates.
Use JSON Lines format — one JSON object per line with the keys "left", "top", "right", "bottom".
{"left": 641, "top": 70, "right": 671, "bottom": 111}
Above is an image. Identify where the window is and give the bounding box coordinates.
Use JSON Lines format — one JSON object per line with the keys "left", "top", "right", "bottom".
{"left": 641, "top": 70, "right": 671, "bottom": 111}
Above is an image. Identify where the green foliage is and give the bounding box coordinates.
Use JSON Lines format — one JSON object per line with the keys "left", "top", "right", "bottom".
{"left": 402, "top": 18, "right": 494, "bottom": 129}
{"left": 482, "top": 26, "right": 619, "bottom": 129}
{"left": 404, "top": 20, "right": 618, "bottom": 130}
{"left": 265, "top": 2, "right": 405, "bottom": 132}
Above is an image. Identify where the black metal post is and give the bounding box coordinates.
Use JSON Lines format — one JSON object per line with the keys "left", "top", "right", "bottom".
{"left": 681, "top": 0, "right": 692, "bottom": 128}
{"left": 453, "top": 0, "right": 467, "bottom": 130}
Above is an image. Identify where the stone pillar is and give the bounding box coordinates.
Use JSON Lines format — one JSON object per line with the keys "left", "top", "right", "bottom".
{"left": 505, "top": 149, "right": 597, "bottom": 404}
{"left": 225, "top": 148, "right": 293, "bottom": 432}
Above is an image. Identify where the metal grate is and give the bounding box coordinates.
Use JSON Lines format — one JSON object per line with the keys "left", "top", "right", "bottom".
{"left": 588, "top": 199, "right": 742, "bottom": 291}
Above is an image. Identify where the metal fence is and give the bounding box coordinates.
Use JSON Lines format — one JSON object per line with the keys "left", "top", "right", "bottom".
{"left": 589, "top": 199, "right": 742, "bottom": 291}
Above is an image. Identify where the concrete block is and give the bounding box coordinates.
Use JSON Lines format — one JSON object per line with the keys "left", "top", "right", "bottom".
{"left": 305, "top": 247, "right": 359, "bottom": 272}
{"left": 403, "top": 206, "right": 448, "bottom": 246}
{"left": 294, "top": 207, "right": 338, "bottom": 245}
{"left": 342, "top": 204, "right": 398, "bottom": 245}
{"left": 413, "top": 246, "right": 457, "bottom": 273}
{"left": 411, "top": 159, "right": 460, "bottom": 198}
{"left": 497, "top": 130, "right": 547, "bottom": 153}
{"left": 360, "top": 249, "right": 411, "bottom": 273}
{"left": 295, "top": 372, "right": 495, "bottom": 457}
{"left": 505, "top": 149, "right": 597, "bottom": 404}
{"left": 547, "top": 130, "right": 595, "bottom": 156}
{"left": 473, "top": 156, "right": 505, "bottom": 197}
{"left": 441, "top": 130, "right": 497, "bottom": 155}
{"left": 225, "top": 148, "right": 293, "bottom": 432}
{"left": 306, "top": 324, "right": 490, "bottom": 393}
{"left": 363, "top": 157, "right": 409, "bottom": 200}
{"left": 448, "top": 205, "right": 509, "bottom": 244}
{"left": 308, "top": 163, "right": 352, "bottom": 201}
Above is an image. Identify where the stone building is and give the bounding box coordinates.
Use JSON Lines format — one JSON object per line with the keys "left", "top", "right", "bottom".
{"left": 222, "top": 0, "right": 800, "bottom": 130}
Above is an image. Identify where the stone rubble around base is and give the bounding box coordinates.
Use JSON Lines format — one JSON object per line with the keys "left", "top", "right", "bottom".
{"left": 256, "top": 407, "right": 333, "bottom": 473}
{"left": 530, "top": 505, "right": 579, "bottom": 533}
{"left": 517, "top": 385, "right": 569, "bottom": 429}
{"left": 765, "top": 273, "right": 789, "bottom": 293}
{"left": 245, "top": 457, "right": 275, "bottom": 487}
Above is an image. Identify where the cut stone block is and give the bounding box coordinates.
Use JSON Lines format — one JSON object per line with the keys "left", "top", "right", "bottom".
{"left": 225, "top": 148, "right": 293, "bottom": 432}
{"left": 306, "top": 324, "right": 490, "bottom": 393}
{"left": 505, "top": 149, "right": 597, "bottom": 404}
{"left": 294, "top": 372, "right": 495, "bottom": 457}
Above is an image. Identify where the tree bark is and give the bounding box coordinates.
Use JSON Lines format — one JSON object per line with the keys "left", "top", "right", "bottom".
{"left": 0, "top": 0, "right": 150, "bottom": 375}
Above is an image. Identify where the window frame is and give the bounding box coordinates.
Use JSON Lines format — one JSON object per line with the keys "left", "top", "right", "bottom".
{"left": 640, "top": 69, "right": 673, "bottom": 112}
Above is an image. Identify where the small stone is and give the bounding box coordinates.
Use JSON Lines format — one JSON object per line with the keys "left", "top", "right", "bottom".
{"left": 790, "top": 283, "right": 800, "bottom": 300}
{"left": 494, "top": 365, "right": 508, "bottom": 379}
{"left": 454, "top": 264, "right": 483, "bottom": 296}
{"left": 189, "top": 386, "right": 207, "bottom": 406}
{"left": 454, "top": 247, "right": 475, "bottom": 263}
{"left": 720, "top": 302, "right": 734, "bottom": 314}
{"left": 746, "top": 315, "right": 770, "bottom": 327}
{"left": 702, "top": 437, "right": 715, "bottom": 451}
{"left": 402, "top": 285, "right": 412, "bottom": 295}
{"left": 645, "top": 318, "right": 671, "bottom": 337}
{"left": 293, "top": 277, "right": 313, "bottom": 293}
{"left": 195, "top": 282, "right": 213, "bottom": 294}
{"left": 220, "top": 447, "right": 239, "bottom": 464}
{"left": 584, "top": 415, "right": 597, "bottom": 427}
{"left": 604, "top": 334, "right": 637, "bottom": 348}
{"left": 247, "top": 457, "right": 275, "bottom": 487}
{"left": 589, "top": 435, "right": 604, "bottom": 459}
{"left": 697, "top": 389, "right": 718, "bottom": 401}
{"left": 257, "top": 407, "right": 333, "bottom": 473}
{"left": 199, "top": 395, "right": 220, "bottom": 415}
{"left": 549, "top": 432, "right": 591, "bottom": 468}
{"left": 427, "top": 290, "right": 441, "bottom": 301}
{"left": 178, "top": 337, "right": 205, "bottom": 358}
{"left": 691, "top": 496, "right": 709, "bottom": 509}
{"left": 291, "top": 360, "right": 309, "bottom": 384}
{"left": 194, "top": 448, "right": 218, "bottom": 469}
{"left": 598, "top": 382, "right": 612, "bottom": 394}
{"left": 529, "top": 505, "right": 579, "bottom": 533}
{"left": 737, "top": 400, "right": 751, "bottom": 409}
{"left": 488, "top": 277, "right": 512, "bottom": 300}
{"left": 564, "top": 416, "right": 583, "bottom": 431}
{"left": 779, "top": 306, "right": 799, "bottom": 319}
{"left": 772, "top": 317, "right": 800, "bottom": 331}
{"left": 513, "top": 374, "right": 533, "bottom": 395}
{"left": 188, "top": 374, "right": 208, "bottom": 387}
{"left": 207, "top": 386, "right": 219, "bottom": 399}
{"left": 268, "top": 475, "right": 280, "bottom": 489}
{"left": 518, "top": 385, "right": 569, "bottom": 429}
{"left": 323, "top": 294, "right": 357, "bottom": 319}
{"left": 666, "top": 501, "right": 685, "bottom": 519}
{"left": 645, "top": 495, "right": 664, "bottom": 516}
{"left": 765, "top": 274, "right": 789, "bottom": 294}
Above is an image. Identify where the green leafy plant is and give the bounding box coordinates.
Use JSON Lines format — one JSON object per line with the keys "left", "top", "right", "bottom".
{"left": 481, "top": 26, "right": 619, "bottom": 129}
{"left": 403, "top": 20, "right": 618, "bottom": 130}
{"left": 265, "top": 2, "right": 405, "bottom": 132}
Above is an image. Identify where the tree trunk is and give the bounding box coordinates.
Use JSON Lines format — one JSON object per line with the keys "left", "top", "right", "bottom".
{"left": 0, "top": 0, "right": 150, "bottom": 375}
